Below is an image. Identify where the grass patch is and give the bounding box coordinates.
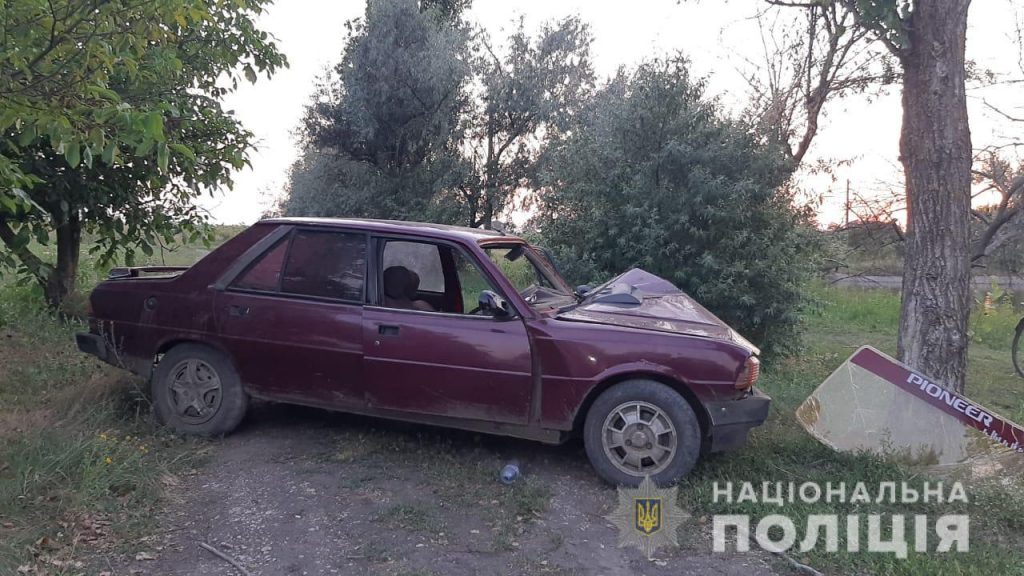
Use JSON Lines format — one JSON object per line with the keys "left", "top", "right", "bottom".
{"left": 0, "top": 231, "right": 225, "bottom": 573}
{"left": 680, "top": 284, "right": 1024, "bottom": 575}
{"left": 374, "top": 503, "right": 439, "bottom": 534}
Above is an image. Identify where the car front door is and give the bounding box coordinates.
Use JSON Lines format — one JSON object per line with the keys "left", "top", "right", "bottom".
{"left": 362, "top": 237, "right": 534, "bottom": 424}
{"left": 214, "top": 227, "right": 368, "bottom": 408}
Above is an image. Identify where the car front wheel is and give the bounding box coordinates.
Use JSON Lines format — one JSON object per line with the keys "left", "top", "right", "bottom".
{"left": 152, "top": 343, "right": 247, "bottom": 436}
{"left": 583, "top": 379, "right": 702, "bottom": 486}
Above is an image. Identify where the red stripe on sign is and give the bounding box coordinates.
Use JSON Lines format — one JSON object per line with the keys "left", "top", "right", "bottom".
{"left": 850, "top": 347, "right": 1024, "bottom": 455}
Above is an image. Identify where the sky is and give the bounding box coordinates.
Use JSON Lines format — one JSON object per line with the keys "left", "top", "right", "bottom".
{"left": 206, "top": 0, "right": 1024, "bottom": 227}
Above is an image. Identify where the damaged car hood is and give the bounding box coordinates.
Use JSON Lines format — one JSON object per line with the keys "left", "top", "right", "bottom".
{"left": 557, "top": 268, "right": 759, "bottom": 354}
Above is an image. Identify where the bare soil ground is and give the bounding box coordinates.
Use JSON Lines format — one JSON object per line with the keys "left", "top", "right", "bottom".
{"left": 99, "top": 402, "right": 779, "bottom": 576}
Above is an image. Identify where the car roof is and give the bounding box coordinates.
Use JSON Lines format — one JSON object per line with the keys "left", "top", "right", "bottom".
{"left": 259, "top": 217, "right": 524, "bottom": 244}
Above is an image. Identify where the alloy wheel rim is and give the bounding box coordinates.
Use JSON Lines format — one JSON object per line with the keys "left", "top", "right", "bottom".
{"left": 602, "top": 400, "right": 677, "bottom": 476}
{"left": 167, "top": 359, "right": 223, "bottom": 425}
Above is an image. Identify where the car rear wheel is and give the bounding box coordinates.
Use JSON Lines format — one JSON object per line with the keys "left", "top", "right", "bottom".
{"left": 152, "top": 344, "right": 247, "bottom": 436}
{"left": 583, "top": 379, "right": 702, "bottom": 487}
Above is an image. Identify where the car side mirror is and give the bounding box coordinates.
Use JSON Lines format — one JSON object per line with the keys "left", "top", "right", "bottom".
{"left": 575, "top": 284, "right": 593, "bottom": 300}
{"left": 479, "top": 290, "right": 511, "bottom": 318}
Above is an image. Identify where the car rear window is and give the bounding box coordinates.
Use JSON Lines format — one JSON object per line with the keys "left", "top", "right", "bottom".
{"left": 280, "top": 230, "right": 367, "bottom": 301}
{"left": 280, "top": 228, "right": 372, "bottom": 301}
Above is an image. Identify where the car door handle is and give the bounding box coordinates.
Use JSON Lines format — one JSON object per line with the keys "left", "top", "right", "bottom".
{"left": 228, "top": 305, "right": 250, "bottom": 317}
{"left": 378, "top": 324, "right": 400, "bottom": 336}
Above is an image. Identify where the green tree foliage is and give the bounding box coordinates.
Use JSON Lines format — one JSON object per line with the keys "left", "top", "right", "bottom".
{"left": 453, "top": 16, "right": 593, "bottom": 228}
{"left": 285, "top": 0, "right": 471, "bottom": 221}
{"left": 534, "top": 57, "right": 821, "bottom": 356}
{"left": 0, "top": 0, "right": 285, "bottom": 308}
{"left": 283, "top": 0, "right": 594, "bottom": 227}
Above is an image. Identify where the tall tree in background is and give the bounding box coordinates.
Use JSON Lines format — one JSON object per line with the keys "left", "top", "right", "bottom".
{"left": 456, "top": 16, "right": 593, "bottom": 228}
{"left": 287, "top": 0, "right": 471, "bottom": 221}
{"left": 284, "top": 0, "right": 593, "bottom": 228}
{"left": 767, "top": 0, "right": 974, "bottom": 392}
{"left": 1, "top": 1, "right": 285, "bottom": 308}
{"left": 744, "top": 3, "right": 895, "bottom": 166}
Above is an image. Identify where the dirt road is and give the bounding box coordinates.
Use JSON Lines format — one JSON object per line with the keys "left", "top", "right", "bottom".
{"left": 104, "top": 402, "right": 778, "bottom": 576}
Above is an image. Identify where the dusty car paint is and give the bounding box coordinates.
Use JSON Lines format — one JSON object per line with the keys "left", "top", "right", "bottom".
{"left": 77, "top": 218, "right": 769, "bottom": 450}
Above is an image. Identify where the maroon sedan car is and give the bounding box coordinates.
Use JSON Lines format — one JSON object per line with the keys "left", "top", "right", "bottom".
{"left": 77, "top": 218, "right": 768, "bottom": 486}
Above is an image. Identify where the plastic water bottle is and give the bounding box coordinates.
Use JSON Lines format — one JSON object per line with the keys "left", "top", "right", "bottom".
{"left": 500, "top": 460, "right": 521, "bottom": 484}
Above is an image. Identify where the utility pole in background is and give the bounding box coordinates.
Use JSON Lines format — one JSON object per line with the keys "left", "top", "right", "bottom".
{"left": 844, "top": 179, "right": 850, "bottom": 227}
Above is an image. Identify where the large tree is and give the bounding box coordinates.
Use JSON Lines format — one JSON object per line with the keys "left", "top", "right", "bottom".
{"left": 890, "top": 0, "right": 973, "bottom": 393}
{"left": 534, "top": 57, "right": 821, "bottom": 357}
{"left": 1, "top": 0, "right": 285, "bottom": 308}
{"left": 455, "top": 16, "right": 593, "bottom": 228}
{"left": 289, "top": 0, "right": 471, "bottom": 222}
{"left": 766, "top": 0, "right": 974, "bottom": 391}
{"left": 283, "top": 0, "right": 593, "bottom": 228}
{"left": 744, "top": 2, "right": 895, "bottom": 166}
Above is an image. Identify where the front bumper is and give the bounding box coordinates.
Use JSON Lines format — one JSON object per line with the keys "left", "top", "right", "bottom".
{"left": 706, "top": 388, "right": 771, "bottom": 452}
{"left": 76, "top": 332, "right": 110, "bottom": 363}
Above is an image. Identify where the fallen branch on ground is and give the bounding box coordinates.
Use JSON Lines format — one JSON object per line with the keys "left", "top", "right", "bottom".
{"left": 198, "top": 542, "right": 251, "bottom": 576}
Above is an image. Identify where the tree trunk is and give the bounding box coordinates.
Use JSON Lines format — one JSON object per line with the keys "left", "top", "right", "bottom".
{"left": 44, "top": 211, "right": 82, "bottom": 310}
{"left": 896, "top": 0, "right": 973, "bottom": 393}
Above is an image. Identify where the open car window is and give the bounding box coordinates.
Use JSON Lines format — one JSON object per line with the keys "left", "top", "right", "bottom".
{"left": 378, "top": 239, "right": 503, "bottom": 316}
{"left": 482, "top": 244, "right": 573, "bottom": 309}
{"left": 382, "top": 241, "right": 444, "bottom": 293}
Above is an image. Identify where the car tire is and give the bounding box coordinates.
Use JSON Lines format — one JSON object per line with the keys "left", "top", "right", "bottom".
{"left": 583, "top": 379, "right": 702, "bottom": 487}
{"left": 152, "top": 343, "right": 247, "bottom": 436}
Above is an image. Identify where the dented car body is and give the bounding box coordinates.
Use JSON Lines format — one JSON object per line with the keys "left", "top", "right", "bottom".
{"left": 77, "top": 218, "right": 769, "bottom": 485}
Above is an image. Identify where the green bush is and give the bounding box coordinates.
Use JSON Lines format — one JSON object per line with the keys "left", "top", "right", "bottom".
{"left": 534, "top": 56, "right": 822, "bottom": 358}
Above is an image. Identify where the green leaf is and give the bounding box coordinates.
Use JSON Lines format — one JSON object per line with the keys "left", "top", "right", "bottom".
{"left": 82, "top": 146, "right": 94, "bottom": 168}
{"left": 0, "top": 194, "right": 16, "bottom": 213}
{"left": 0, "top": 109, "right": 18, "bottom": 131}
{"left": 156, "top": 142, "right": 169, "bottom": 171}
{"left": 102, "top": 141, "right": 118, "bottom": 165}
{"left": 244, "top": 64, "right": 258, "bottom": 84}
{"left": 17, "top": 125, "right": 37, "bottom": 147}
{"left": 13, "top": 224, "right": 31, "bottom": 249}
{"left": 169, "top": 143, "right": 196, "bottom": 161}
{"left": 145, "top": 112, "right": 165, "bottom": 140}
{"left": 65, "top": 142, "right": 81, "bottom": 168}
{"left": 135, "top": 139, "right": 155, "bottom": 157}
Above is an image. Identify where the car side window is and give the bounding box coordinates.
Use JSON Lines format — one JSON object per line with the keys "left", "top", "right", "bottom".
{"left": 453, "top": 250, "right": 495, "bottom": 310}
{"left": 230, "top": 237, "right": 289, "bottom": 292}
{"left": 379, "top": 238, "right": 503, "bottom": 315}
{"left": 280, "top": 230, "right": 366, "bottom": 301}
{"left": 382, "top": 241, "right": 444, "bottom": 292}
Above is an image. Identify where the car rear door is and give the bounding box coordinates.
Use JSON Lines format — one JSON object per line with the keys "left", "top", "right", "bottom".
{"left": 214, "top": 226, "right": 368, "bottom": 408}
{"left": 362, "top": 236, "right": 534, "bottom": 425}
